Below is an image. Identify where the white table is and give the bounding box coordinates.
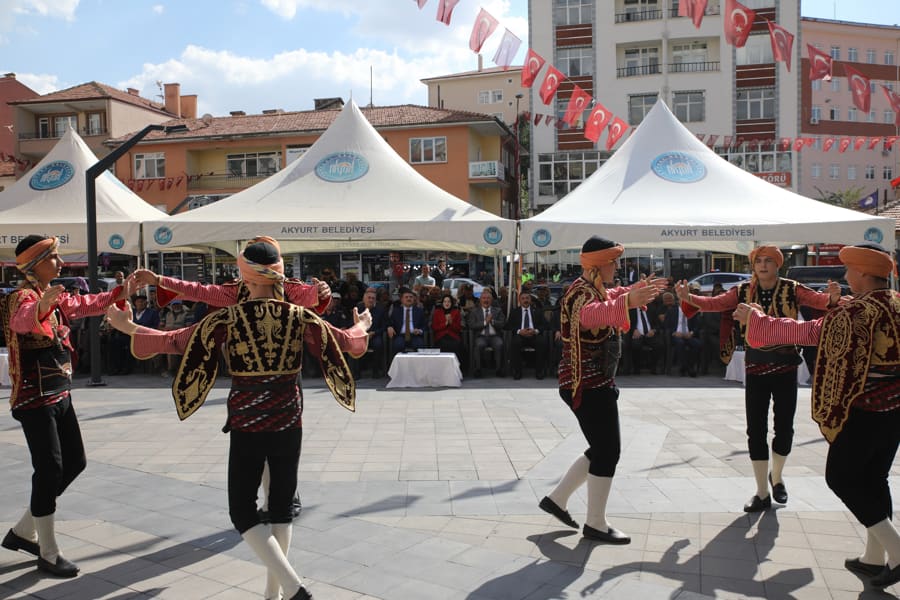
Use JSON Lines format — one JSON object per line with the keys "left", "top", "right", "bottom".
{"left": 0, "top": 348, "right": 9, "bottom": 387}
{"left": 387, "top": 352, "right": 462, "bottom": 388}
{"left": 725, "top": 350, "right": 810, "bottom": 385}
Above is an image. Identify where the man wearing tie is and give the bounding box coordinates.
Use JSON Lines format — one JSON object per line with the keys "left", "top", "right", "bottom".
{"left": 506, "top": 291, "right": 548, "bottom": 380}
{"left": 627, "top": 303, "right": 661, "bottom": 375}
{"left": 665, "top": 295, "right": 703, "bottom": 377}
{"left": 387, "top": 287, "right": 425, "bottom": 354}
{"left": 466, "top": 288, "right": 505, "bottom": 377}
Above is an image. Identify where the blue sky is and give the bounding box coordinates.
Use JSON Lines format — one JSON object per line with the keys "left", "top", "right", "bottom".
{"left": 1, "top": 1, "right": 897, "bottom": 117}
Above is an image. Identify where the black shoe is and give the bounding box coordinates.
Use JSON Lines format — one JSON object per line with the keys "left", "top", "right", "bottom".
{"left": 845, "top": 557, "right": 885, "bottom": 578}
{"left": 582, "top": 524, "right": 630, "bottom": 545}
{"left": 538, "top": 496, "right": 578, "bottom": 529}
{"left": 2, "top": 529, "right": 40, "bottom": 557}
{"left": 769, "top": 473, "right": 788, "bottom": 504}
{"left": 743, "top": 494, "right": 771, "bottom": 513}
{"left": 288, "top": 585, "right": 313, "bottom": 600}
{"left": 872, "top": 563, "right": 900, "bottom": 588}
{"left": 291, "top": 495, "right": 302, "bottom": 517}
{"left": 37, "top": 555, "right": 79, "bottom": 578}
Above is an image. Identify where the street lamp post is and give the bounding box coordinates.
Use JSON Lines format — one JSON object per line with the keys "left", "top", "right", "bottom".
{"left": 84, "top": 123, "right": 187, "bottom": 386}
{"left": 514, "top": 93, "right": 524, "bottom": 221}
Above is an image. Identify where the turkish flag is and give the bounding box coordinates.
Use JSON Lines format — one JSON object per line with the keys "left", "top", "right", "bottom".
{"left": 562, "top": 86, "right": 591, "bottom": 126}
{"left": 839, "top": 138, "right": 852, "bottom": 153}
{"left": 538, "top": 65, "right": 564, "bottom": 105}
{"left": 606, "top": 117, "right": 628, "bottom": 151}
{"left": 779, "top": 137, "right": 791, "bottom": 151}
{"left": 678, "top": 0, "right": 708, "bottom": 28}
{"left": 723, "top": 135, "right": 733, "bottom": 147}
{"left": 882, "top": 85, "right": 900, "bottom": 127}
{"left": 469, "top": 8, "right": 498, "bottom": 53}
{"left": 534, "top": 114, "right": 543, "bottom": 126}
{"left": 823, "top": 137, "right": 836, "bottom": 152}
{"left": 807, "top": 44, "right": 833, "bottom": 81}
{"left": 723, "top": 0, "right": 755, "bottom": 48}
{"left": 854, "top": 136, "right": 867, "bottom": 151}
{"left": 767, "top": 21, "right": 794, "bottom": 71}
{"left": 793, "top": 138, "right": 805, "bottom": 151}
{"left": 706, "top": 134, "right": 718, "bottom": 147}
{"left": 521, "top": 48, "right": 546, "bottom": 88}
{"left": 435, "top": 0, "right": 459, "bottom": 25}
{"left": 886, "top": 136, "right": 899, "bottom": 151}
{"left": 584, "top": 102, "right": 612, "bottom": 143}
{"left": 492, "top": 29, "right": 521, "bottom": 70}
{"left": 868, "top": 137, "right": 882, "bottom": 150}
{"left": 844, "top": 65, "right": 871, "bottom": 113}
{"left": 415, "top": 0, "right": 427, "bottom": 8}
{"left": 891, "top": 175, "right": 900, "bottom": 188}
{"left": 695, "top": 133, "right": 706, "bottom": 143}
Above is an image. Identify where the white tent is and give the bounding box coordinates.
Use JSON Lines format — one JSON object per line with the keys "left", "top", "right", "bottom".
{"left": 143, "top": 100, "right": 516, "bottom": 256}
{"left": 0, "top": 129, "right": 167, "bottom": 259}
{"left": 519, "top": 100, "right": 895, "bottom": 253}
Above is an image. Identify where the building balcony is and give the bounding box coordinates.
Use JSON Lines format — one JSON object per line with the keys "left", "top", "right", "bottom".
{"left": 614, "top": 9, "right": 663, "bottom": 23}
{"left": 468, "top": 160, "right": 506, "bottom": 186}
{"left": 667, "top": 4, "right": 721, "bottom": 18}
{"left": 617, "top": 64, "right": 662, "bottom": 78}
{"left": 187, "top": 172, "right": 275, "bottom": 190}
{"left": 668, "top": 61, "right": 720, "bottom": 73}
{"left": 18, "top": 127, "right": 108, "bottom": 141}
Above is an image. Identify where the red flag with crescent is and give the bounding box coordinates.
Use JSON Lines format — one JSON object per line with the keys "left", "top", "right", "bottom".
{"left": 678, "top": 0, "right": 708, "bottom": 28}
{"left": 793, "top": 138, "right": 805, "bottom": 151}
{"left": 886, "top": 136, "right": 899, "bottom": 151}
{"left": 436, "top": 0, "right": 459, "bottom": 25}
{"left": 838, "top": 138, "right": 852, "bottom": 153}
{"left": 854, "top": 136, "right": 867, "bottom": 151}
{"left": 844, "top": 65, "right": 871, "bottom": 113}
{"left": 538, "top": 65, "right": 563, "bottom": 105}
{"left": 706, "top": 134, "right": 718, "bottom": 147}
{"left": 823, "top": 137, "right": 836, "bottom": 152}
{"left": 562, "top": 86, "right": 591, "bottom": 126}
{"left": 534, "top": 113, "right": 543, "bottom": 126}
{"left": 521, "top": 48, "right": 546, "bottom": 88}
{"left": 606, "top": 117, "right": 628, "bottom": 151}
{"left": 868, "top": 137, "right": 882, "bottom": 150}
{"left": 807, "top": 44, "right": 833, "bottom": 81}
{"left": 492, "top": 29, "right": 521, "bottom": 70}
{"left": 724, "top": 0, "right": 755, "bottom": 48}
{"left": 723, "top": 135, "right": 733, "bottom": 147}
{"left": 584, "top": 102, "right": 612, "bottom": 143}
{"left": 883, "top": 85, "right": 900, "bottom": 127}
{"left": 767, "top": 21, "right": 794, "bottom": 71}
{"left": 469, "top": 8, "right": 498, "bottom": 53}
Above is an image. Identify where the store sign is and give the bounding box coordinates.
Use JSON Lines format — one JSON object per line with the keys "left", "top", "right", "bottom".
{"left": 754, "top": 172, "right": 791, "bottom": 187}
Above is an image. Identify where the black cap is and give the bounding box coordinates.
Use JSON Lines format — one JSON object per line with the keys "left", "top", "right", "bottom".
{"left": 244, "top": 241, "right": 280, "bottom": 265}
{"left": 581, "top": 236, "right": 618, "bottom": 254}
{"left": 15, "top": 234, "right": 49, "bottom": 257}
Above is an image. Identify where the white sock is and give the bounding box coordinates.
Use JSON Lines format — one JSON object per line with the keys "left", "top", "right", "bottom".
{"left": 861, "top": 530, "right": 886, "bottom": 565}
{"left": 548, "top": 454, "right": 589, "bottom": 509}
{"left": 751, "top": 460, "right": 770, "bottom": 499}
{"left": 869, "top": 519, "right": 900, "bottom": 569}
{"left": 770, "top": 452, "right": 787, "bottom": 485}
{"left": 12, "top": 508, "right": 36, "bottom": 542}
{"left": 260, "top": 462, "right": 271, "bottom": 512}
{"left": 585, "top": 475, "right": 613, "bottom": 531}
{"left": 242, "top": 524, "right": 301, "bottom": 599}
{"left": 264, "top": 523, "right": 293, "bottom": 600}
{"left": 33, "top": 514, "right": 60, "bottom": 562}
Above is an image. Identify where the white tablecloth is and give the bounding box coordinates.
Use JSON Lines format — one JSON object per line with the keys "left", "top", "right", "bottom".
{"left": 725, "top": 350, "right": 810, "bottom": 385}
{"left": 387, "top": 352, "right": 462, "bottom": 388}
{"left": 0, "top": 349, "right": 9, "bottom": 387}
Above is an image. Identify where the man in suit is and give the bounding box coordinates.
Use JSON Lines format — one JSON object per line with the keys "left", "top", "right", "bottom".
{"left": 627, "top": 303, "right": 662, "bottom": 375}
{"left": 466, "top": 288, "right": 505, "bottom": 377}
{"left": 352, "top": 287, "right": 386, "bottom": 378}
{"left": 387, "top": 287, "right": 426, "bottom": 354}
{"left": 666, "top": 286, "right": 703, "bottom": 377}
{"left": 506, "top": 292, "right": 548, "bottom": 380}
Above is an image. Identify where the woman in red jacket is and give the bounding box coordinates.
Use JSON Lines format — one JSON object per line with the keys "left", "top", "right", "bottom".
{"left": 432, "top": 292, "right": 463, "bottom": 364}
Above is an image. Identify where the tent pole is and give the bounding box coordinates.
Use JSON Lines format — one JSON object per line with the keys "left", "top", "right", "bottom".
{"left": 211, "top": 249, "right": 217, "bottom": 284}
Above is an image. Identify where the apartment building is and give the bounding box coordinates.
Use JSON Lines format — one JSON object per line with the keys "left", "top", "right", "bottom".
{"left": 421, "top": 60, "right": 525, "bottom": 126}
{"left": 0, "top": 73, "right": 38, "bottom": 189}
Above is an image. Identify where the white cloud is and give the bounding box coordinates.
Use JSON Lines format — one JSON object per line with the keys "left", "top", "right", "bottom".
{"left": 0, "top": 0, "right": 79, "bottom": 45}
{"left": 14, "top": 72, "right": 61, "bottom": 94}
{"left": 152, "top": 4, "right": 164, "bottom": 15}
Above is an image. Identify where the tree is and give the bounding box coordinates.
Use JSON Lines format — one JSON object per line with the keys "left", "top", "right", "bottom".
{"left": 813, "top": 185, "right": 866, "bottom": 208}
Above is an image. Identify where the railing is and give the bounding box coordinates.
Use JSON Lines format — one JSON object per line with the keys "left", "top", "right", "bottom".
{"left": 469, "top": 160, "right": 505, "bottom": 180}
{"left": 186, "top": 172, "right": 275, "bottom": 190}
{"left": 668, "top": 61, "right": 720, "bottom": 73}
{"left": 18, "top": 127, "right": 108, "bottom": 140}
{"left": 614, "top": 9, "right": 663, "bottom": 23}
{"left": 668, "top": 5, "right": 721, "bottom": 18}
{"left": 617, "top": 64, "right": 662, "bottom": 78}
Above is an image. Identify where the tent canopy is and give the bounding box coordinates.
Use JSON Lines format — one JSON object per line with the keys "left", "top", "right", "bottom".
{"left": 0, "top": 129, "right": 167, "bottom": 258}
{"left": 143, "top": 100, "right": 516, "bottom": 256}
{"left": 520, "top": 100, "right": 894, "bottom": 254}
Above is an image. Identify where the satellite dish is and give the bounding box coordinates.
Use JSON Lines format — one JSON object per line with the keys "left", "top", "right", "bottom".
{"left": 201, "top": 114, "right": 213, "bottom": 125}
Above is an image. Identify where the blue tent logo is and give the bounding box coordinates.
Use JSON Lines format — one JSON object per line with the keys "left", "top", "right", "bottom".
{"left": 483, "top": 226, "right": 502, "bottom": 245}
{"left": 532, "top": 229, "right": 551, "bottom": 248}
{"left": 315, "top": 152, "right": 369, "bottom": 182}
{"left": 651, "top": 152, "right": 706, "bottom": 183}
{"left": 108, "top": 234, "right": 125, "bottom": 250}
{"left": 154, "top": 226, "right": 173, "bottom": 246}
{"left": 29, "top": 160, "right": 75, "bottom": 191}
{"left": 864, "top": 227, "right": 884, "bottom": 244}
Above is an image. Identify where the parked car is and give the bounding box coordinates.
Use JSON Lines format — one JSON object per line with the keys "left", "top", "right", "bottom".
{"left": 784, "top": 265, "right": 850, "bottom": 295}
{"left": 441, "top": 277, "right": 484, "bottom": 298}
{"left": 686, "top": 272, "right": 751, "bottom": 295}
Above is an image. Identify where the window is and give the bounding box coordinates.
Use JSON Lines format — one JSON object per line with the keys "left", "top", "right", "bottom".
{"left": 554, "top": 0, "right": 592, "bottom": 25}
{"left": 53, "top": 115, "right": 76, "bottom": 137}
{"left": 736, "top": 87, "right": 775, "bottom": 120}
{"left": 848, "top": 48, "right": 858, "bottom": 62}
{"left": 623, "top": 46, "right": 660, "bottom": 76}
{"left": 811, "top": 105, "right": 821, "bottom": 121}
{"left": 672, "top": 41, "right": 708, "bottom": 68}
{"left": 736, "top": 35, "right": 774, "bottom": 65}
{"left": 492, "top": 90, "right": 503, "bottom": 103}
{"left": 628, "top": 93, "right": 658, "bottom": 125}
{"left": 478, "top": 90, "right": 503, "bottom": 104}
{"left": 812, "top": 79, "right": 821, "bottom": 91}
{"left": 830, "top": 46, "right": 841, "bottom": 60}
{"left": 409, "top": 137, "right": 447, "bottom": 163}
{"left": 227, "top": 152, "right": 279, "bottom": 178}
{"left": 811, "top": 163, "right": 822, "bottom": 178}
{"left": 886, "top": 51, "right": 895, "bottom": 65}
{"left": 38, "top": 117, "right": 50, "bottom": 138}
{"left": 830, "top": 106, "right": 840, "bottom": 120}
{"left": 887, "top": 82, "right": 895, "bottom": 91}
{"left": 558, "top": 47, "right": 594, "bottom": 77}
{"left": 86, "top": 113, "right": 103, "bottom": 136}
{"left": 831, "top": 78, "right": 840, "bottom": 92}
{"left": 812, "top": 136, "right": 822, "bottom": 150}
{"left": 865, "top": 165, "right": 876, "bottom": 179}
{"left": 673, "top": 90, "right": 705, "bottom": 122}
{"left": 829, "top": 164, "right": 840, "bottom": 179}
{"left": 866, "top": 48, "right": 877, "bottom": 63}
{"left": 868, "top": 110, "right": 876, "bottom": 122}
{"left": 871, "top": 81, "right": 878, "bottom": 94}
{"left": 848, "top": 107, "right": 857, "bottom": 121}
{"left": 134, "top": 152, "right": 165, "bottom": 179}
{"left": 885, "top": 110, "right": 895, "bottom": 124}
{"left": 555, "top": 98, "right": 588, "bottom": 125}
{"left": 537, "top": 151, "right": 609, "bottom": 199}
{"left": 885, "top": 166, "right": 894, "bottom": 180}
{"left": 847, "top": 165, "right": 857, "bottom": 180}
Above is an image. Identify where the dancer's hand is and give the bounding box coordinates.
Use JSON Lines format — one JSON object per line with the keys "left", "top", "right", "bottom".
{"left": 353, "top": 307, "right": 372, "bottom": 331}
{"left": 130, "top": 269, "right": 160, "bottom": 287}
{"left": 732, "top": 302, "right": 761, "bottom": 325}
{"left": 312, "top": 278, "right": 331, "bottom": 303}
{"left": 106, "top": 302, "right": 138, "bottom": 334}
{"left": 38, "top": 285, "right": 65, "bottom": 314}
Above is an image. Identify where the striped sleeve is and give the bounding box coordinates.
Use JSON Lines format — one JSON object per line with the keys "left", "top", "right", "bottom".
{"left": 579, "top": 292, "right": 629, "bottom": 330}
{"left": 745, "top": 311, "right": 822, "bottom": 348}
